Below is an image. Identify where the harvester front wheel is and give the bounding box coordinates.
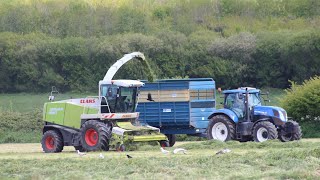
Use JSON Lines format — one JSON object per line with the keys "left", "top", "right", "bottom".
{"left": 80, "top": 120, "right": 111, "bottom": 152}
{"left": 41, "top": 130, "right": 64, "bottom": 153}
{"left": 253, "top": 121, "right": 278, "bottom": 142}
{"left": 279, "top": 120, "right": 302, "bottom": 142}
{"left": 207, "top": 115, "right": 235, "bottom": 142}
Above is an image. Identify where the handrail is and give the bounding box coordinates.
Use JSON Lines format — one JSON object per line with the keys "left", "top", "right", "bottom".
{"left": 82, "top": 96, "right": 111, "bottom": 114}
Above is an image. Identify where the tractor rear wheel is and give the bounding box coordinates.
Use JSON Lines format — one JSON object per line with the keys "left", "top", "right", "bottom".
{"left": 253, "top": 121, "right": 278, "bottom": 142}
{"left": 279, "top": 120, "right": 302, "bottom": 142}
{"left": 166, "top": 134, "right": 176, "bottom": 147}
{"left": 80, "top": 120, "right": 111, "bottom": 152}
{"left": 207, "top": 115, "right": 236, "bottom": 142}
{"left": 41, "top": 130, "right": 64, "bottom": 153}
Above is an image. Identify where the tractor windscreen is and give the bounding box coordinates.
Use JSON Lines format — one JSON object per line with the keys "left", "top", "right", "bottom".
{"left": 224, "top": 92, "right": 262, "bottom": 118}
{"left": 100, "top": 85, "right": 138, "bottom": 113}
{"left": 248, "top": 93, "right": 262, "bottom": 107}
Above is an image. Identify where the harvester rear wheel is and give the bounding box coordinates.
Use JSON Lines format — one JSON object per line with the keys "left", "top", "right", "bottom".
{"left": 253, "top": 121, "right": 278, "bottom": 142}
{"left": 80, "top": 120, "right": 111, "bottom": 152}
{"left": 41, "top": 130, "right": 64, "bottom": 153}
{"left": 279, "top": 120, "right": 302, "bottom": 142}
{"left": 207, "top": 115, "right": 235, "bottom": 142}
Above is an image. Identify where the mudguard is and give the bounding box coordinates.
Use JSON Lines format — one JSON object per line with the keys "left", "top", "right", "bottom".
{"left": 208, "top": 109, "right": 239, "bottom": 123}
{"left": 43, "top": 124, "right": 81, "bottom": 146}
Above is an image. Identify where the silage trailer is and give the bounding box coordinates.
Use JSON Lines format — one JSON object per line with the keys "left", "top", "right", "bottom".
{"left": 136, "top": 78, "right": 216, "bottom": 146}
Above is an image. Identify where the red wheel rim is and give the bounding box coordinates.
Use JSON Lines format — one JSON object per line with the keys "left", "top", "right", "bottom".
{"left": 45, "top": 136, "right": 55, "bottom": 150}
{"left": 161, "top": 142, "right": 167, "bottom": 147}
{"left": 85, "top": 128, "right": 98, "bottom": 146}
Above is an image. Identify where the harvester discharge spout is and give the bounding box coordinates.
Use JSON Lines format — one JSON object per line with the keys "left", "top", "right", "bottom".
{"left": 103, "top": 52, "right": 145, "bottom": 81}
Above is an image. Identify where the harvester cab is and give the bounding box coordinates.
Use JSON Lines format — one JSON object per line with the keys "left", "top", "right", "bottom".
{"left": 207, "top": 87, "right": 302, "bottom": 142}
{"left": 41, "top": 52, "right": 167, "bottom": 153}
{"left": 99, "top": 80, "right": 142, "bottom": 114}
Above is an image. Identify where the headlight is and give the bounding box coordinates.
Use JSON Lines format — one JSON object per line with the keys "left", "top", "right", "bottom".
{"left": 273, "top": 109, "right": 287, "bottom": 121}
{"left": 279, "top": 111, "right": 285, "bottom": 121}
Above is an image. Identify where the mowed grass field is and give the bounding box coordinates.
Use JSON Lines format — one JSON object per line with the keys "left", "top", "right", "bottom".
{"left": 0, "top": 140, "right": 320, "bottom": 179}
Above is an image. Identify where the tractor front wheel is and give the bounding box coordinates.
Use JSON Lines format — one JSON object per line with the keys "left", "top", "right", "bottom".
{"left": 253, "top": 121, "right": 278, "bottom": 142}
{"left": 207, "top": 115, "right": 235, "bottom": 142}
{"left": 80, "top": 120, "right": 111, "bottom": 152}
{"left": 279, "top": 120, "right": 302, "bottom": 142}
{"left": 41, "top": 130, "right": 64, "bottom": 153}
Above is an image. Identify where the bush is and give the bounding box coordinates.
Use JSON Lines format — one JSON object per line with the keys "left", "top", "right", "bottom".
{"left": 0, "top": 109, "right": 43, "bottom": 143}
{"left": 280, "top": 76, "right": 320, "bottom": 122}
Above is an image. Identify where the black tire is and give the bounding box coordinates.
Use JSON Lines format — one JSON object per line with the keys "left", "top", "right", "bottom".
{"left": 207, "top": 115, "right": 236, "bottom": 142}
{"left": 74, "top": 145, "right": 85, "bottom": 152}
{"left": 160, "top": 140, "right": 170, "bottom": 147}
{"left": 41, "top": 130, "right": 64, "bottom": 153}
{"left": 80, "top": 120, "right": 111, "bottom": 152}
{"left": 166, "top": 134, "right": 176, "bottom": 147}
{"left": 253, "top": 121, "right": 278, "bottom": 142}
{"left": 279, "top": 120, "right": 302, "bottom": 142}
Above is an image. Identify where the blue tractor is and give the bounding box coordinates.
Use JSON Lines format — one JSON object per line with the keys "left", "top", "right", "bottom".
{"left": 207, "top": 87, "right": 302, "bottom": 142}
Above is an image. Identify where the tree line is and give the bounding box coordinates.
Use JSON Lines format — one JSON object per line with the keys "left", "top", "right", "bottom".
{"left": 0, "top": 0, "right": 319, "bottom": 92}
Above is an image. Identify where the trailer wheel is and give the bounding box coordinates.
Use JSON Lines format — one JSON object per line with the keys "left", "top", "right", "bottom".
{"left": 253, "top": 121, "right": 278, "bottom": 142}
{"left": 279, "top": 120, "right": 302, "bottom": 142}
{"left": 207, "top": 115, "right": 235, "bottom": 142}
{"left": 166, "top": 134, "right": 176, "bottom": 147}
{"left": 80, "top": 120, "right": 111, "bottom": 151}
{"left": 41, "top": 130, "right": 64, "bottom": 153}
{"left": 160, "top": 140, "right": 170, "bottom": 147}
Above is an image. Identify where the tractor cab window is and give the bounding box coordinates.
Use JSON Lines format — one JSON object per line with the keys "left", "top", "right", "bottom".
{"left": 248, "top": 93, "right": 261, "bottom": 107}
{"left": 224, "top": 93, "right": 244, "bottom": 118}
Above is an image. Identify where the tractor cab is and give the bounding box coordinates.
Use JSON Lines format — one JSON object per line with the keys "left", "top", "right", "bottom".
{"left": 223, "top": 88, "right": 261, "bottom": 120}
{"left": 99, "top": 80, "right": 144, "bottom": 113}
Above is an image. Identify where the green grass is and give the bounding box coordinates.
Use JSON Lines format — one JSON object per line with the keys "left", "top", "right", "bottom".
{"left": 0, "top": 140, "right": 319, "bottom": 179}
{"left": 0, "top": 93, "right": 94, "bottom": 113}
{"left": 261, "top": 88, "right": 286, "bottom": 107}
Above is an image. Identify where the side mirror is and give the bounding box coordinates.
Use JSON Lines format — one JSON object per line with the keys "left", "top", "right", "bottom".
{"left": 49, "top": 95, "right": 55, "bottom": 101}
